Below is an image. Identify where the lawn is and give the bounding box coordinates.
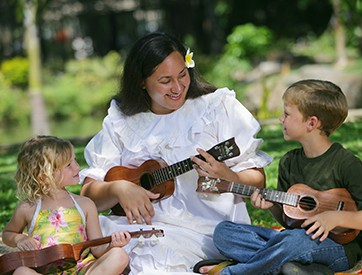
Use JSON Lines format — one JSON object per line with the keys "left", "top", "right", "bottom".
{"left": 0, "top": 119, "right": 361, "bottom": 231}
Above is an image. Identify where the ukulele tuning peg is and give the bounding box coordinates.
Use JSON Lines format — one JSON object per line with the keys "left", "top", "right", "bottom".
{"left": 138, "top": 234, "right": 145, "bottom": 247}
{"left": 150, "top": 234, "right": 159, "bottom": 246}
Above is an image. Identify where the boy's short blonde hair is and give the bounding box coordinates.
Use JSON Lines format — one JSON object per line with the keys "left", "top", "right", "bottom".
{"left": 15, "top": 135, "right": 73, "bottom": 203}
{"left": 283, "top": 79, "right": 348, "bottom": 136}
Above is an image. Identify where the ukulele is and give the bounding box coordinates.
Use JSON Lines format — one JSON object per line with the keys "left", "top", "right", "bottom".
{"left": 197, "top": 177, "right": 359, "bottom": 244}
{"left": 0, "top": 228, "right": 164, "bottom": 275}
{"left": 105, "top": 137, "right": 240, "bottom": 215}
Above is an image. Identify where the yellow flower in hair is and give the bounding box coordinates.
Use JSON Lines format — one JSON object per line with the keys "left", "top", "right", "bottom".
{"left": 185, "top": 48, "right": 195, "bottom": 68}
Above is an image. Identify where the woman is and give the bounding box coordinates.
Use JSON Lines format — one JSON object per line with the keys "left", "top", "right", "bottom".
{"left": 80, "top": 32, "right": 272, "bottom": 274}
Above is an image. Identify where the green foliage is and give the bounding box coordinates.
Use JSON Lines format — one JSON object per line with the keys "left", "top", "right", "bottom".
{"left": 203, "top": 24, "right": 273, "bottom": 99}
{"left": 291, "top": 32, "right": 335, "bottom": 62}
{"left": 336, "top": 0, "right": 362, "bottom": 50}
{"left": 0, "top": 52, "right": 122, "bottom": 130}
{"left": 0, "top": 57, "right": 29, "bottom": 88}
{"left": 344, "top": 59, "right": 362, "bottom": 73}
{"left": 0, "top": 74, "right": 30, "bottom": 126}
{"left": 225, "top": 24, "right": 273, "bottom": 61}
{"left": 0, "top": 150, "right": 18, "bottom": 231}
{"left": 65, "top": 51, "right": 121, "bottom": 81}
{"left": 44, "top": 51, "right": 122, "bottom": 121}
{"left": 204, "top": 53, "right": 251, "bottom": 91}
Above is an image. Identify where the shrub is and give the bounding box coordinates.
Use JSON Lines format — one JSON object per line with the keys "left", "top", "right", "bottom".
{"left": 1, "top": 57, "right": 29, "bottom": 88}
{"left": 0, "top": 73, "right": 30, "bottom": 126}
{"left": 204, "top": 24, "right": 273, "bottom": 98}
{"left": 44, "top": 51, "right": 122, "bottom": 121}
{"left": 225, "top": 23, "right": 273, "bottom": 61}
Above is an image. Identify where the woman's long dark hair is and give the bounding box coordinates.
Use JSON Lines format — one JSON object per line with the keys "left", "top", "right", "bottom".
{"left": 114, "top": 32, "right": 217, "bottom": 116}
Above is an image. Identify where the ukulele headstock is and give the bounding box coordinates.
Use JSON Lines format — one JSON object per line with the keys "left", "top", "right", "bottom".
{"left": 135, "top": 228, "right": 164, "bottom": 246}
{"left": 135, "top": 228, "right": 164, "bottom": 238}
{"left": 204, "top": 137, "right": 240, "bottom": 162}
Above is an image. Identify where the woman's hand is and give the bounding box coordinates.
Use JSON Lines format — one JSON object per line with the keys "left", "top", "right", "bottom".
{"left": 191, "top": 148, "right": 239, "bottom": 183}
{"left": 191, "top": 148, "right": 266, "bottom": 189}
{"left": 114, "top": 180, "right": 160, "bottom": 225}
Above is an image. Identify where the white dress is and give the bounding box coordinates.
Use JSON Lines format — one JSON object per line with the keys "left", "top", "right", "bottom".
{"left": 80, "top": 88, "right": 272, "bottom": 274}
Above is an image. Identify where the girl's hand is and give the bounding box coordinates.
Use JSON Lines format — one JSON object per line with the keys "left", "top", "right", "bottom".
{"left": 16, "top": 235, "right": 41, "bottom": 251}
{"left": 110, "top": 231, "right": 131, "bottom": 248}
{"left": 301, "top": 211, "right": 337, "bottom": 242}
{"left": 250, "top": 189, "right": 274, "bottom": 210}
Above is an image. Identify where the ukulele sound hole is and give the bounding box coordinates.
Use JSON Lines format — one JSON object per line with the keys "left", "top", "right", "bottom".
{"left": 140, "top": 173, "right": 155, "bottom": 190}
{"left": 298, "top": 196, "right": 316, "bottom": 211}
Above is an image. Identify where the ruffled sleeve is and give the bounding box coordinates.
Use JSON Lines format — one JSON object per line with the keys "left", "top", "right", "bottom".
{"left": 195, "top": 88, "right": 272, "bottom": 171}
{"left": 80, "top": 101, "right": 126, "bottom": 182}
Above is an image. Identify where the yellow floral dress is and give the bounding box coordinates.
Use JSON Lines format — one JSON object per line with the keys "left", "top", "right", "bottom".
{"left": 28, "top": 192, "right": 96, "bottom": 274}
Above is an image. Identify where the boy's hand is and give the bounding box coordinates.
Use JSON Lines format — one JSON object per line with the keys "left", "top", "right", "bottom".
{"left": 250, "top": 189, "right": 274, "bottom": 209}
{"left": 301, "top": 211, "right": 337, "bottom": 242}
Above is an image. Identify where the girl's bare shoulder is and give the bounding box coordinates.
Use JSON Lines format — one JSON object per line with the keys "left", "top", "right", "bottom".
{"left": 16, "top": 200, "right": 36, "bottom": 214}
{"left": 71, "top": 193, "right": 97, "bottom": 208}
{"left": 10, "top": 200, "right": 37, "bottom": 225}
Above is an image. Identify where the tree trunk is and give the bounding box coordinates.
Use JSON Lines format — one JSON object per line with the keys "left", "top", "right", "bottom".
{"left": 331, "top": 0, "right": 347, "bottom": 67}
{"left": 24, "top": 0, "right": 50, "bottom": 136}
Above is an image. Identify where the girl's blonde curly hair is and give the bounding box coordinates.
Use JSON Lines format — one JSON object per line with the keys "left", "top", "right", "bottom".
{"left": 15, "top": 135, "right": 73, "bottom": 203}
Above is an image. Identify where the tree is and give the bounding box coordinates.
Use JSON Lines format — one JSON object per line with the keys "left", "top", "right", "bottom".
{"left": 23, "top": 0, "right": 50, "bottom": 135}
{"left": 331, "top": 0, "right": 348, "bottom": 66}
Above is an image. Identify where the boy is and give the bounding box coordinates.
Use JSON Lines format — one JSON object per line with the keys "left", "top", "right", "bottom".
{"left": 194, "top": 79, "right": 362, "bottom": 274}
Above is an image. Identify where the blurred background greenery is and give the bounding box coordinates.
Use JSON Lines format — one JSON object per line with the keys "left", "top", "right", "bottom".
{"left": 1, "top": 0, "right": 362, "bottom": 144}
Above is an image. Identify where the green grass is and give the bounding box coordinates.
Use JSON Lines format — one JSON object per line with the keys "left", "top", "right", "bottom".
{"left": 0, "top": 119, "right": 361, "bottom": 231}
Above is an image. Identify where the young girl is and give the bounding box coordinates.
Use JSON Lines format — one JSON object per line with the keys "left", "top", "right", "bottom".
{"left": 2, "top": 135, "right": 131, "bottom": 275}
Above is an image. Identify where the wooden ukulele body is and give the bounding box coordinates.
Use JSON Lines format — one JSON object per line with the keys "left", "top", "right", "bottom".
{"left": 105, "top": 137, "right": 240, "bottom": 215}
{"left": 0, "top": 229, "right": 164, "bottom": 274}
